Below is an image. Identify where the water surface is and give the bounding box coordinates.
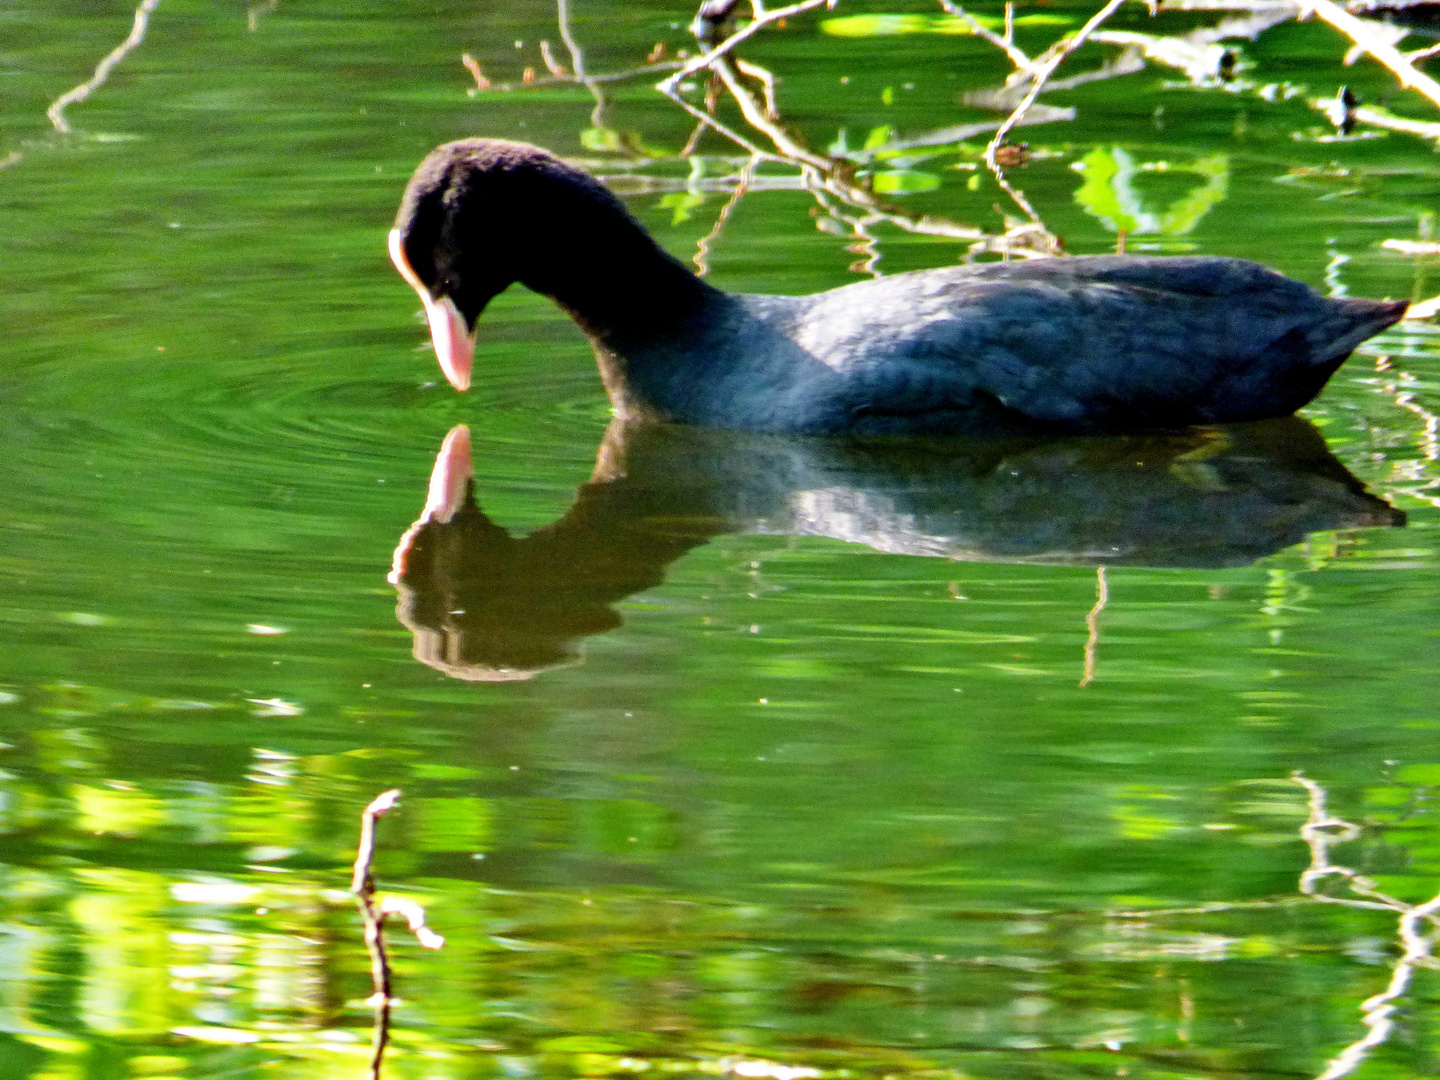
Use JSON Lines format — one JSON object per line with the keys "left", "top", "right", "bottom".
{"left": 1, "top": 2, "right": 1439, "bottom": 1078}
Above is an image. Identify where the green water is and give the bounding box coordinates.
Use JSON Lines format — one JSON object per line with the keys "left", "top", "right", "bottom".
{"left": 2, "top": 1, "right": 1440, "bottom": 1077}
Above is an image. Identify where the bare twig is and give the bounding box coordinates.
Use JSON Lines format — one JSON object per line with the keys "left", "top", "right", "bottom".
{"left": 982, "top": 0, "right": 1130, "bottom": 223}
{"left": 935, "top": 0, "right": 1037, "bottom": 75}
{"left": 657, "top": 0, "right": 834, "bottom": 92}
{"left": 1329, "top": 101, "right": 1440, "bottom": 141}
{"left": 481, "top": 61, "right": 684, "bottom": 91}
{"left": 844, "top": 216, "right": 884, "bottom": 277}
{"left": 1406, "top": 41, "right": 1440, "bottom": 64}
{"left": 1156, "top": 0, "right": 1291, "bottom": 9}
{"left": 556, "top": 0, "right": 611, "bottom": 128}
{"left": 735, "top": 57, "right": 780, "bottom": 119}
{"left": 710, "top": 57, "right": 831, "bottom": 168}
{"left": 653, "top": 0, "right": 1058, "bottom": 263}
{"left": 660, "top": 85, "right": 787, "bottom": 160}
{"left": 47, "top": 0, "right": 162, "bottom": 134}
{"left": 353, "top": 789, "right": 402, "bottom": 1080}
{"left": 351, "top": 790, "right": 444, "bottom": 1080}
{"left": 556, "top": 0, "right": 590, "bottom": 81}
{"left": 539, "top": 40, "right": 570, "bottom": 78}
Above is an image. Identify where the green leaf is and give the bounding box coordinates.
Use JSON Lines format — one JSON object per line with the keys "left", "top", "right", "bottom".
{"left": 821, "top": 12, "right": 1072, "bottom": 36}
{"left": 872, "top": 169, "right": 942, "bottom": 194}
{"left": 863, "top": 125, "right": 896, "bottom": 151}
{"left": 1072, "top": 147, "right": 1229, "bottom": 236}
{"left": 821, "top": 14, "right": 938, "bottom": 36}
{"left": 579, "top": 126, "right": 621, "bottom": 152}
{"left": 659, "top": 191, "right": 705, "bottom": 225}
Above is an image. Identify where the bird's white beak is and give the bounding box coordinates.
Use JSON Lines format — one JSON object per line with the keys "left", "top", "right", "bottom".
{"left": 388, "top": 228, "right": 475, "bottom": 391}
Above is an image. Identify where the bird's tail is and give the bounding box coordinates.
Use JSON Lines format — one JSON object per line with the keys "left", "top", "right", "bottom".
{"left": 1311, "top": 297, "right": 1409, "bottom": 365}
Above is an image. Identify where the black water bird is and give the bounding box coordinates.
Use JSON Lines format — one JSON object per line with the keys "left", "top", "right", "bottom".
{"left": 389, "top": 139, "right": 1408, "bottom": 436}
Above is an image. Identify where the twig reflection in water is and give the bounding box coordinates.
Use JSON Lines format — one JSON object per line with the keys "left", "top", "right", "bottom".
{"left": 47, "top": 0, "right": 163, "bottom": 135}
{"left": 1101, "top": 774, "right": 1440, "bottom": 1076}
{"left": 1293, "top": 773, "right": 1440, "bottom": 1080}
{"left": 388, "top": 418, "right": 1401, "bottom": 681}
{"left": 247, "top": 0, "right": 279, "bottom": 33}
{"left": 351, "top": 789, "right": 445, "bottom": 1080}
{"left": 1078, "top": 565, "right": 1108, "bottom": 688}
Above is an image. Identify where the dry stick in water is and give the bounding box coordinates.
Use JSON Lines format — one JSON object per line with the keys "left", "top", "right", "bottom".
{"left": 353, "top": 789, "right": 401, "bottom": 1080}
{"left": 351, "top": 789, "right": 444, "bottom": 1080}
{"left": 48, "top": 0, "right": 162, "bottom": 134}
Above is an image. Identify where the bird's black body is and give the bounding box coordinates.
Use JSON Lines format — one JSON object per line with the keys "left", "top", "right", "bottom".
{"left": 391, "top": 139, "right": 1408, "bottom": 435}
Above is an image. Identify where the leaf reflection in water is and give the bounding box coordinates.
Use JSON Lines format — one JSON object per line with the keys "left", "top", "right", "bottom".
{"left": 389, "top": 418, "right": 1401, "bottom": 681}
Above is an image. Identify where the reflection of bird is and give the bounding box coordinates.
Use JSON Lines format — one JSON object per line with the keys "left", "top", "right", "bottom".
{"left": 389, "top": 139, "right": 1408, "bottom": 436}
{"left": 389, "top": 418, "right": 1401, "bottom": 681}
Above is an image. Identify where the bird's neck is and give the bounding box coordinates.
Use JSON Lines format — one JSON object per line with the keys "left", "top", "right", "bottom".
{"left": 515, "top": 204, "right": 724, "bottom": 344}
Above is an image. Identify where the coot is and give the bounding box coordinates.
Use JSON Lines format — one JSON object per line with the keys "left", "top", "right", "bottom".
{"left": 389, "top": 138, "right": 1407, "bottom": 435}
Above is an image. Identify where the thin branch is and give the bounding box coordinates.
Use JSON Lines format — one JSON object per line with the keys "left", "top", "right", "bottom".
{"left": 844, "top": 216, "right": 884, "bottom": 277}
{"left": 935, "top": 0, "right": 1037, "bottom": 75}
{"left": 352, "top": 789, "right": 402, "bottom": 1080}
{"left": 47, "top": 0, "right": 162, "bottom": 134}
{"left": 710, "top": 56, "right": 832, "bottom": 168}
{"left": 539, "top": 40, "right": 570, "bottom": 77}
{"left": 1406, "top": 41, "right": 1440, "bottom": 64}
{"left": 656, "top": 0, "right": 1055, "bottom": 262}
{"left": 657, "top": 0, "right": 834, "bottom": 92}
{"left": 856, "top": 104, "right": 1075, "bottom": 158}
{"left": 556, "top": 0, "right": 590, "bottom": 80}
{"left": 1325, "top": 101, "right": 1440, "bottom": 140}
{"left": 481, "top": 60, "right": 684, "bottom": 91}
{"left": 659, "top": 83, "right": 787, "bottom": 160}
{"left": 1156, "top": 0, "right": 1292, "bottom": 8}
{"left": 735, "top": 57, "right": 779, "bottom": 119}
{"left": 985, "top": 0, "right": 1130, "bottom": 175}
{"left": 556, "top": 0, "right": 610, "bottom": 128}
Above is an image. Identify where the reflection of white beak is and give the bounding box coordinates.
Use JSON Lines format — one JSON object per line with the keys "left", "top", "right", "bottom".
{"left": 388, "top": 228, "right": 475, "bottom": 391}
{"left": 388, "top": 424, "right": 472, "bottom": 585}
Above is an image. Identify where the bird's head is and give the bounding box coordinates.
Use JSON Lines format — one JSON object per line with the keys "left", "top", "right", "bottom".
{"left": 388, "top": 139, "right": 549, "bottom": 391}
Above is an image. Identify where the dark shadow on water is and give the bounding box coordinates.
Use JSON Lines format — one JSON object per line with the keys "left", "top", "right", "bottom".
{"left": 389, "top": 417, "right": 1403, "bottom": 681}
